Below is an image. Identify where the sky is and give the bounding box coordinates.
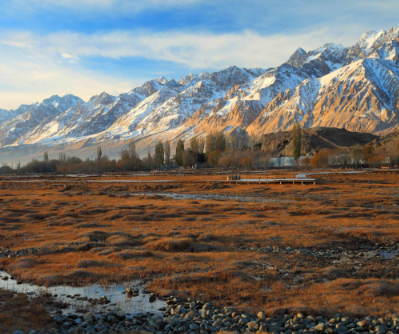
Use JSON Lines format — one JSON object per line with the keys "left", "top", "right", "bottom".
{"left": 0, "top": 0, "right": 398, "bottom": 110}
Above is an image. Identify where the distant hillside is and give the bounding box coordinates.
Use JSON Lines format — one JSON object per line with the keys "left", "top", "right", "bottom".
{"left": 261, "top": 127, "right": 379, "bottom": 157}
{"left": 372, "top": 129, "right": 399, "bottom": 157}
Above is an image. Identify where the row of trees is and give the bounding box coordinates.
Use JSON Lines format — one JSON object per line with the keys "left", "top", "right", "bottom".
{"left": 308, "top": 144, "right": 391, "bottom": 168}
{"left": 2, "top": 125, "right": 398, "bottom": 174}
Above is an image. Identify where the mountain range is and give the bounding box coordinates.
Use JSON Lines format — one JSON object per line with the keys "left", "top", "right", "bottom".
{"left": 1, "top": 27, "right": 399, "bottom": 164}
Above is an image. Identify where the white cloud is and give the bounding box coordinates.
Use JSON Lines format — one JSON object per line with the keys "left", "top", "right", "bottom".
{"left": 61, "top": 52, "right": 78, "bottom": 60}
{"left": 0, "top": 38, "right": 141, "bottom": 109}
{"left": 2, "top": 26, "right": 364, "bottom": 68}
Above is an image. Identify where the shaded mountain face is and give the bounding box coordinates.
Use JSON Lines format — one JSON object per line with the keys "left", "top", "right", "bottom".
{"left": 0, "top": 109, "right": 22, "bottom": 124}
{"left": 1, "top": 27, "right": 399, "bottom": 160}
{"left": 261, "top": 127, "right": 378, "bottom": 157}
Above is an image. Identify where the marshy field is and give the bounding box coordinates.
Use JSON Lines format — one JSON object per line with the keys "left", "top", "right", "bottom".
{"left": 0, "top": 171, "right": 399, "bottom": 334}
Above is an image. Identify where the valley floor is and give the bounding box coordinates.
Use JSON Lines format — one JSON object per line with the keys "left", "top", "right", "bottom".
{"left": 0, "top": 170, "right": 399, "bottom": 333}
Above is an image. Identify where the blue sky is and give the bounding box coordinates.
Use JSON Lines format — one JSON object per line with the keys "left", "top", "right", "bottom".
{"left": 0, "top": 0, "right": 398, "bottom": 109}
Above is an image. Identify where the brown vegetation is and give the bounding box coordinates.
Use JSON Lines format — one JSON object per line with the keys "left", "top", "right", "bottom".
{"left": 0, "top": 289, "right": 55, "bottom": 334}
{"left": 0, "top": 171, "right": 398, "bottom": 326}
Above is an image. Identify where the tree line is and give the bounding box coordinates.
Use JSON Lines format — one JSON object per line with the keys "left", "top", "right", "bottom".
{"left": 1, "top": 125, "right": 398, "bottom": 174}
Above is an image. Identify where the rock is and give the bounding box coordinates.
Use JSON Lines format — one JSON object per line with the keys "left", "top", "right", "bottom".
{"left": 336, "top": 326, "right": 348, "bottom": 334}
{"left": 28, "top": 331, "right": 36, "bottom": 334}
{"left": 62, "top": 321, "right": 72, "bottom": 329}
{"left": 67, "top": 313, "right": 79, "bottom": 320}
{"left": 375, "top": 325, "right": 388, "bottom": 334}
{"left": 13, "top": 331, "right": 24, "bottom": 334}
{"left": 83, "top": 312, "right": 93, "bottom": 320}
{"left": 247, "top": 321, "right": 259, "bottom": 329}
{"left": 190, "top": 323, "right": 200, "bottom": 330}
{"left": 315, "top": 323, "right": 325, "bottom": 331}
{"left": 358, "top": 320, "right": 369, "bottom": 328}
{"left": 258, "top": 311, "right": 266, "bottom": 319}
{"left": 116, "top": 310, "right": 126, "bottom": 319}
{"left": 202, "top": 303, "right": 212, "bottom": 310}
{"left": 53, "top": 315, "right": 64, "bottom": 323}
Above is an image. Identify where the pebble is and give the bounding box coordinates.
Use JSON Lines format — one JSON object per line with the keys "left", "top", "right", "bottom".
{"left": 13, "top": 294, "right": 399, "bottom": 334}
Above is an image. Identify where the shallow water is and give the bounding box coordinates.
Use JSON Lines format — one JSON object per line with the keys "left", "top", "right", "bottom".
{"left": 380, "top": 250, "right": 399, "bottom": 259}
{"left": 131, "top": 192, "right": 287, "bottom": 203}
{"left": 0, "top": 271, "right": 166, "bottom": 315}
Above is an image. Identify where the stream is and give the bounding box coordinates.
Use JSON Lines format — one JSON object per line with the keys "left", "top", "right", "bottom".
{"left": 0, "top": 271, "right": 166, "bottom": 316}
{"left": 131, "top": 192, "right": 288, "bottom": 203}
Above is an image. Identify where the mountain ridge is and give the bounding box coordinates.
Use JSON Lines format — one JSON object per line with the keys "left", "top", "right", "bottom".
{"left": 1, "top": 27, "right": 399, "bottom": 163}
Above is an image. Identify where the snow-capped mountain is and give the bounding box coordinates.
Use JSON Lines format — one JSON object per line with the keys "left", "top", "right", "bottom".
{"left": 21, "top": 80, "right": 167, "bottom": 145}
{"left": 1, "top": 27, "right": 399, "bottom": 162}
{"left": 287, "top": 43, "right": 349, "bottom": 71}
{"left": 0, "top": 109, "right": 22, "bottom": 124}
{"left": 0, "top": 94, "right": 82, "bottom": 147}
{"left": 99, "top": 66, "right": 267, "bottom": 141}
{"left": 247, "top": 41, "right": 399, "bottom": 135}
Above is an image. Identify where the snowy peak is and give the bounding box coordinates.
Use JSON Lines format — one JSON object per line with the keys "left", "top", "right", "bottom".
{"left": 286, "top": 43, "right": 348, "bottom": 71}
{"left": 164, "top": 79, "right": 180, "bottom": 87}
{"left": 41, "top": 94, "right": 83, "bottom": 112}
{"left": 355, "top": 27, "right": 399, "bottom": 55}
{"left": 358, "top": 29, "right": 379, "bottom": 49}
{"left": 155, "top": 76, "right": 169, "bottom": 85}
{"left": 179, "top": 73, "right": 198, "bottom": 86}
{"left": 208, "top": 66, "right": 257, "bottom": 87}
{"left": 370, "top": 40, "right": 399, "bottom": 61}
{"left": 89, "top": 92, "right": 116, "bottom": 106}
{"left": 130, "top": 80, "right": 165, "bottom": 97}
{"left": 287, "top": 47, "right": 307, "bottom": 67}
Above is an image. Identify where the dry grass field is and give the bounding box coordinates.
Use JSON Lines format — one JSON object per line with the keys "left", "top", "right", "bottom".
{"left": 0, "top": 171, "right": 399, "bottom": 332}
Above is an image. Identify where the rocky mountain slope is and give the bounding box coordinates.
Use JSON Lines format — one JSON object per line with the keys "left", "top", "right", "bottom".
{"left": 0, "top": 94, "right": 82, "bottom": 147}
{"left": 247, "top": 42, "right": 399, "bottom": 136}
{"left": 0, "top": 27, "right": 399, "bottom": 163}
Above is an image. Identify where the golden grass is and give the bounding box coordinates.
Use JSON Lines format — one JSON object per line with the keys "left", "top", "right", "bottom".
{"left": 0, "top": 171, "right": 398, "bottom": 322}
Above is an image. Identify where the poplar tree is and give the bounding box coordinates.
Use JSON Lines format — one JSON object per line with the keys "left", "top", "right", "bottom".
{"left": 165, "top": 140, "right": 171, "bottom": 165}
{"left": 292, "top": 123, "right": 302, "bottom": 162}
{"left": 129, "top": 139, "right": 138, "bottom": 159}
{"left": 175, "top": 139, "right": 184, "bottom": 166}
{"left": 155, "top": 141, "right": 164, "bottom": 168}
